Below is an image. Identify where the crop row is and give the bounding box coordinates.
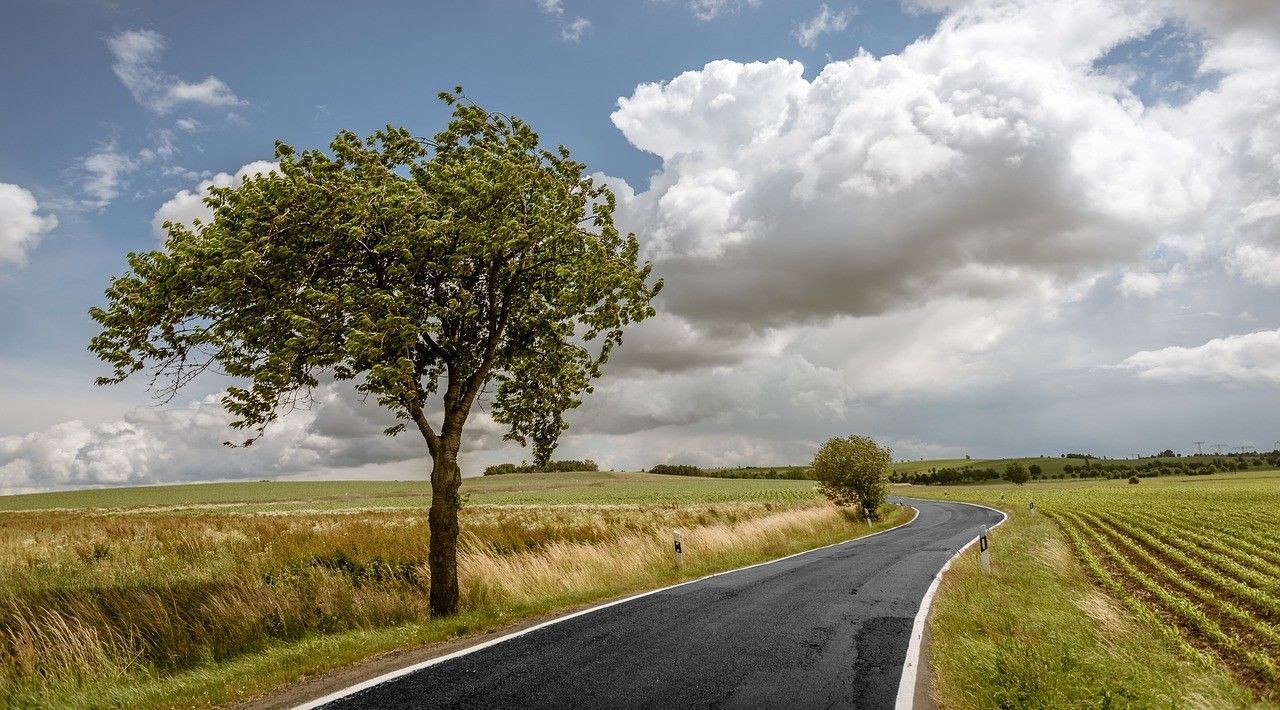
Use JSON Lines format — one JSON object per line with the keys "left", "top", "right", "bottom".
{"left": 1052, "top": 509, "right": 1280, "bottom": 693}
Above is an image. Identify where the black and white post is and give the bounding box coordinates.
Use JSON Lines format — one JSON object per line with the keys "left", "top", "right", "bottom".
{"left": 979, "top": 525, "right": 991, "bottom": 575}
{"left": 1029, "top": 500, "right": 1036, "bottom": 517}
{"left": 673, "top": 530, "right": 683, "bottom": 569}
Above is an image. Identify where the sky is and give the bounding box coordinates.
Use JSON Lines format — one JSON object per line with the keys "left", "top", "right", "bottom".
{"left": 1, "top": 0, "right": 1279, "bottom": 492}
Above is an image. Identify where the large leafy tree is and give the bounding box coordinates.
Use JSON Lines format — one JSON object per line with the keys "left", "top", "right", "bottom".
{"left": 811, "top": 435, "right": 891, "bottom": 520}
{"left": 88, "top": 92, "right": 662, "bottom": 616}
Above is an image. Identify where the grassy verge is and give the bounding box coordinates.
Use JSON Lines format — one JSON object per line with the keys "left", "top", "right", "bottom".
{"left": 926, "top": 504, "right": 1261, "bottom": 708}
{"left": 7, "top": 499, "right": 910, "bottom": 708}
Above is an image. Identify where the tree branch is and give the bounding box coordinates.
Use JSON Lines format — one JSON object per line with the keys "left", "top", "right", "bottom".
{"left": 408, "top": 402, "right": 441, "bottom": 460}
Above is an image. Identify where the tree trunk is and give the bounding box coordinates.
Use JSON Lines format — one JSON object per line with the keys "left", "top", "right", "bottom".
{"left": 428, "top": 440, "right": 463, "bottom": 617}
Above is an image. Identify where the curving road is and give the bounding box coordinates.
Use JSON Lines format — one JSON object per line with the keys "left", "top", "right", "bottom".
{"left": 313, "top": 498, "right": 1003, "bottom": 710}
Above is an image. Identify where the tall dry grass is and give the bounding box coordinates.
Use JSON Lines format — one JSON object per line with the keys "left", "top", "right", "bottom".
{"left": 0, "top": 499, "right": 863, "bottom": 703}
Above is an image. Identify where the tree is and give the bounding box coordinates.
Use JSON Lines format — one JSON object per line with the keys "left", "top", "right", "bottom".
{"left": 87, "top": 91, "right": 662, "bottom": 617}
{"left": 812, "top": 435, "right": 891, "bottom": 520}
{"left": 1028, "top": 463, "right": 1042, "bottom": 478}
{"left": 1004, "top": 461, "right": 1030, "bottom": 485}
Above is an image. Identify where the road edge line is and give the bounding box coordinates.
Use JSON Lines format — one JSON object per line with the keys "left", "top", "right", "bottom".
{"left": 294, "top": 503, "right": 922, "bottom": 709}
{"left": 893, "top": 499, "right": 1009, "bottom": 710}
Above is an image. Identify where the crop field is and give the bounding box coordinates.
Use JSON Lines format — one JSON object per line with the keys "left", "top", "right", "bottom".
{"left": 0, "top": 472, "right": 895, "bottom": 708}
{"left": 907, "top": 471, "right": 1280, "bottom": 704}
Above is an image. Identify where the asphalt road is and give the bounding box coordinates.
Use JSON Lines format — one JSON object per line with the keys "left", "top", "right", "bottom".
{"left": 322, "top": 497, "right": 1003, "bottom": 710}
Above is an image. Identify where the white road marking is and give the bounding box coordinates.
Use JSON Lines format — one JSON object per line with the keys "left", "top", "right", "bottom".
{"left": 893, "top": 499, "right": 1009, "bottom": 710}
{"left": 294, "top": 505, "right": 922, "bottom": 709}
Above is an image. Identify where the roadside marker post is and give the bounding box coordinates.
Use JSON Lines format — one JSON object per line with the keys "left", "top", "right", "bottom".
{"left": 1029, "top": 500, "right": 1036, "bottom": 517}
{"left": 979, "top": 525, "right": 991, "bottom": 575}
{"left": 673, "top": 530, "right": 683, "bottom": 569}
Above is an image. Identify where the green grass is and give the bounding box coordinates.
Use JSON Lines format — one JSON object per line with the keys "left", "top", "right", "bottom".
{"left": 908, "top": 471, "right": 1280, "bottom": 707}
{"left": 0, "top": 472, "right": 884, "bottom": 708}
{"left": 891, "top": 459, "right": 989, "bottom": 474}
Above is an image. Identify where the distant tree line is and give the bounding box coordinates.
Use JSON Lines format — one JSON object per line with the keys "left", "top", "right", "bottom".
{"left": 895, "top": 452, "right": 1280, "bottom": 486}
{"left": 646, "top": 464, "right": 819, "bottom": 480}
{"left": 483, "top": 460, "right": 599, "bottom": 476}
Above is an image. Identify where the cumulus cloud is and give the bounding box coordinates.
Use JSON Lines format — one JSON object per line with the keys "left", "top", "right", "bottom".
{"left": 794, "top": 4, "right": 854, "bottom": 48}
{"left": 12, "top": 0, "right": 1280, "bottom": 489}
{"left": 0, "top": 184, "right": 58, "bottom": 266}
{"left": 1118, "top": 329, "right": 1280, "bottom": 385}
{"left": 610, "top": 47, "right": 1203, "bottom": 330}
{"left": 151, "top": 160, "right": 279, "bottom": 238}
{"left": 108, "top": 29, "right": 244, "bottom": 114}
{"left": 0, "top": 384, "right": 511, "bottom": 494}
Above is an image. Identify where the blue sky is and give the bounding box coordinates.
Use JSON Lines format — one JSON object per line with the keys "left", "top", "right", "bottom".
{"left": 2, "top": 0, "right": 1280, "bottom": 491}
{"left": 0, "top": 0, "right": 936, "bottom": 378}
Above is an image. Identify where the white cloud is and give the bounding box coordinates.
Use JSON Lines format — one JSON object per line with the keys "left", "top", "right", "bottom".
{"left": 1117, "top": 266, "right": 1188, "bottom": 298}
{"left": 151, "top": 160, "right": 278, "bottom": 238}
{"left": 14, "top": 0, "right": 1280, "bottom": 487}
{"left": 0, "top": 383, "right": 512, "bottom": 494}
{"left": 794, "top": 4, "right": 854, "bottom": 48}
{"left": 0, "top": 184, "right": 58, "bottom": 266}
{"left": 80, "top": 129, "right": 191, "bottom": 208}
{"left": 610, "top": 39, "right": 1204, "bottom": 330}
{"left": 1118, "top": 329, "right": 1280, "bottom": 385}
{"left": 535, "top": 0, "right": 591, "bottom": 42}
{"left": 1226, "top": 245, "right": 1280, "bottom": 287}
{"left": 686, "top": 0, "right": 760, "bottom": 21}
{"left": 108, "top": 29, "right": 244, "bottom": 114}
{"left": 561, "top": 17, "right": 592, "bottom": 41}
{"left": 81, "top": 143, "right": 139, "bottom": 207}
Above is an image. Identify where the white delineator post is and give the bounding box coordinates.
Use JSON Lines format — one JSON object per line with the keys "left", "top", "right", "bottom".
{"left": 1029, "top": 500, "right": 1036, "bottom": 517}
{"left": 979, "top": 525, "right": 991, "bottom": 575}
{"left": 673, "top": 530, "right": 683, "bottom": 569}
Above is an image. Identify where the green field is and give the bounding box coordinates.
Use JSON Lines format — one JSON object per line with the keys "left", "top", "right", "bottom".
{"left": 0, "top": 472, "right": 887, "bottom": 708}
{"left": 891, "top": 458, "right": 988, "bottom": 474}
{"left": 908, "top": 471, "right": 1280, "bottom": 706}
{"left": 0, "top": 471, "right": 822, "bottom": 513}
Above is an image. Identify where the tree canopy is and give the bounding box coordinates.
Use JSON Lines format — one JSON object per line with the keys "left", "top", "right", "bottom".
{"left": 89, "top": 90, "right": 662, "bottom": 615}
{"left": 811, "top": 435, "right": 891, "bottom": 519}
{"left": 1004, "top": 461, "right": 1031, "bottom": 485}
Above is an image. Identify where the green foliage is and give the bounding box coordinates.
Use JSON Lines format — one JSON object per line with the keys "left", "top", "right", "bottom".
{"left": 1004, "top": 461, "right": 1031, "bottom": 485}
{"left": 647, "top": 464, "right": 704, "bottom": 476}
{"left": 88, "top": 90, "right": 661, "bottom": 464}
{"left": 1128, "top": 475, "right": 1140, "bottom": 484}
{"left": 482, "top": 459, "right": 598, "bottom": 475}
{"left": 86, "top": 91, "right": 662, "bottom": 616}
{"left": 647, "top": 465, "right": 820, "bottom": 480}
{"left": 811, "top": 435, "right": 890, "bottom": 518}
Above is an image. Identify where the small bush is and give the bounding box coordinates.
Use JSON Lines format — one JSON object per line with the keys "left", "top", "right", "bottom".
{"left": 1128, "top": 475, "right": 1140, "bottom": 485}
